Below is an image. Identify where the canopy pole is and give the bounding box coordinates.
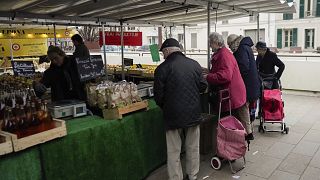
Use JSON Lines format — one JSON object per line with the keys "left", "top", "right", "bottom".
{"left": 207, "top": 2, "right": 211, "bottom": 70}
{"left": 120, "top": 21, "right": 125, "bottom": 80}
{"left": 169, "top": 26, "right": 172, "bottom": 38}
{"left": 257, "top": 13, "right": 260, "bottom": 43}
{"left": 102, "top": 24, "right": 107, "bottom": 79}
{"left": 53, "top": 23, "right": 57, "bottom": 46}
{"left": 9, "top": 39, "right": 13, "bottom": 61}
{"left": 215, "top": 8, "right": 218, "bottom": 32}
{"left": 183, "top": 24, "right": 186, "bottom": 54}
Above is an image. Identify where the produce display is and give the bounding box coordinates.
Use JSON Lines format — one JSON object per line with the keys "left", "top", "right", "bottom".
{"left": 107, "top": 64, "right": 157, "bottom": 78}
{"left": 86, "top": 80, "right": 142, "bottom": 109}
{"left": 0, "top": 75, "right": 53, "bottom": 136}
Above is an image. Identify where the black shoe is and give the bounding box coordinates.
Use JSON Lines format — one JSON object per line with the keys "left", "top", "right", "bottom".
{"left": 245, "top": 133, "right": 254, "bottom": 141}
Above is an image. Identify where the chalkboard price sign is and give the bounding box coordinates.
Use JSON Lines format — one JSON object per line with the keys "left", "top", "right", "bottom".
{"left": 75, "top": 55, "right": 105, "bottom": 82}
{"left": 11, "top": 61, "right": 35, "bottom": 77}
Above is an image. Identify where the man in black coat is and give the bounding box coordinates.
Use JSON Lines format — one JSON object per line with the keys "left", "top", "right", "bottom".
{"left": 256, "top": 41, "right": 285, "bottom": 89}
{"left": 154, "top": 38, "right": 207, "bottom": 180}
{"left": 227, "top": 35, "right": 260, "bottom": 140}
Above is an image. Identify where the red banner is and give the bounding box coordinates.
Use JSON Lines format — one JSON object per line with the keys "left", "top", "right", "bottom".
{"left": 99, "top": 31, "right": 142, "bottom": 46}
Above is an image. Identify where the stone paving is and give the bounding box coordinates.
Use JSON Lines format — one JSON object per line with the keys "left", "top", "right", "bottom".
{"left": 147, "top": 93, "right": 320, "bottom": 180}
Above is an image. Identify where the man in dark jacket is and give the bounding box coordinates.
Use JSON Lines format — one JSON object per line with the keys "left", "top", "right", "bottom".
{"left": 227, "top": 35, "right": 261, "bottom": 139}
{"left": 34, "top": 46, "right": 86, "bottom": 102}
{"left": 154, "top": 38, "right": 207, "bottom": 180}
{"left": 71, "top": 34, "right": 90, "bottom": 59}
{"left": 256, "top": 41, "right": 285, "bottom": 89}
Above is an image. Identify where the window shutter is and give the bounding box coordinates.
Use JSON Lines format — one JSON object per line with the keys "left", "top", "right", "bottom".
{"left": 293, "top": 28, "right": 298, "bottom": 47}
{"left": 300, "top": 0, "right": 305, "bottom": 18}
{"left": 283, "top": 13, "right": 293, "bottom": 20}
{"left": 305, "top": 29, "right": 308, "bottom": 49}
{"left": 277, "top": 29, "right": 282, "bottom": 49}
{"left": 316, "top": 0, "right": 320, "bottom": 17}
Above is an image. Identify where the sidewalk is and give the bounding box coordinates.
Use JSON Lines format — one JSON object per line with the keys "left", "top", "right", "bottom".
{"left": 146, "top": 94, "right": 320, "bottom": 180}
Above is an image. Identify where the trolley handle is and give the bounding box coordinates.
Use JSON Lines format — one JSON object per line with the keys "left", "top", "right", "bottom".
{"left": 218, "top": 89, "right": 232, "bottom": 120}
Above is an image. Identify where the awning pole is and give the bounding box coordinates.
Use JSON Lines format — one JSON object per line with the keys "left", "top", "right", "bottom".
{"left": 257, "top": 13, "right": 260, "bottom": 43}
{"left": 102, "top": 24, "right": 108, "bottom": 79}
{"left": 169, "top": 26, "right": 172, "bottom": 38}
{"left": 120, "top": 21, "right": 125, "bottom": 80}
{"left": 183, "top": 24, "right": 186, "bottom": 54}
{"left": 53, "top": 23, "right": 57, "bottom": 46}
{"left": 9, "top": 39, "right": 13, "bottom": 61}
{"left": 207, "top": 2, "right": 211, "bottom": 70}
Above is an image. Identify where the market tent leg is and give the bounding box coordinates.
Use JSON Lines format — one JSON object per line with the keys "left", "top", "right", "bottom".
{"left": 120, "top": 21, "right": 125, "bottom": 80}
{"left": 183, "top": 24, "right": 186, "bottom": 54}
{"left": 102, "top": 24, "right": 107, "bottom": 79}
{"left": 53, "top": 23, "right": 57, "bottom": 46}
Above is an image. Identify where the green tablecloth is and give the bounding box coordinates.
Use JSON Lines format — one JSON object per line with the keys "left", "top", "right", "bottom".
{"left": 0, "top": 100, "right": 167, "bottom": 180}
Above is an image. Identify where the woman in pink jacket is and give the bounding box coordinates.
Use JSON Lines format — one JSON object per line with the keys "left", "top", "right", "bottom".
{"left": 206, "top": 32, "right": 254, "bottom": 140}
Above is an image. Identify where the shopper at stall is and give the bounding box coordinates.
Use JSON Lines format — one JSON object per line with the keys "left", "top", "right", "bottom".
{"left": 71, "top": 34, "right": 90, "bottom": 58}
{"left": 34, "top": 46, "right": 86, "bottom": 101}
{"left": 227, "top": 34, "right": 260, "bottom": 136}
{"left": 256, "top": 41, "right": 285, "bottom": 89}
{"left": 154, "top": 38, "right": 207, "bottom": 180}
{"left": 206, "top": 32, "right": 252, "bottom": 140}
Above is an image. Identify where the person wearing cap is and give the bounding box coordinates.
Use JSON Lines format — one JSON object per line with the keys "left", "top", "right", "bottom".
{"left": 71, "top": 34, "right": 90, "bottom": 59}
{"left": 256, "top": 41, "right": 285, "bottom": 89}
{"left": 227, "top": 34, "right": 261, "bottom": 139}
{"left": 206, "top": 32, "right": 251, "bottom": 139}
{"left": 34, "top": 46, "right": 86, "bottom": 101}
{"left": 154, "top": 38, "right": 207, "bottom": 180}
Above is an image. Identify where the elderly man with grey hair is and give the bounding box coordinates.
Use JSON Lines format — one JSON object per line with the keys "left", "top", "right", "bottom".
{"left": 206, "top": 32, "right": 250, "bottom": 139}
{"left": 154, "top": 38, "right": 207, "bottom": 180}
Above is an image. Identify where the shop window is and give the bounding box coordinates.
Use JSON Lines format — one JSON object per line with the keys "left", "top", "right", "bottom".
{"left": 178, "top": 34, "right": 184, "bottom": 44}
{"left": 191, "top": 33, "right": 197, "bottom": 48}
{"left": 305, "top": 29, "right": 315, "bottom": 49}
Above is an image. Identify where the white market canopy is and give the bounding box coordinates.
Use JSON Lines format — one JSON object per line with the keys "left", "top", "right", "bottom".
{"left": 0, "top": 0, "right": 296, "bottom": 27}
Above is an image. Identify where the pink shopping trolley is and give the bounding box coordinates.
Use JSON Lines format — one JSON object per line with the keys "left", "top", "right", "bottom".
{"left": 210, "top": 89, "right": 247, "bottom": 173}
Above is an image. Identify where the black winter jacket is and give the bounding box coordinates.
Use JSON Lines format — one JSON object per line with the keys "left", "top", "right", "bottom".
{"left": 233, "top": 37, "right": 261, "bottom": 101}
{"left": 256, "top": 48, "right": 285, "bottom": 79}
{"left": 154, "top": 52, "right": 207, "bottom": 130}
{"left": 41, "top": 56, "right": 86, "bottom": 102}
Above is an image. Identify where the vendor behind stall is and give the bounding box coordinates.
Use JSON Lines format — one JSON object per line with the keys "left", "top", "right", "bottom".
{"left": 71, "top": 34, "right": 90, "bottom": 58}
{"left": 34, "top": 46, "right": 86, "bottom": 102}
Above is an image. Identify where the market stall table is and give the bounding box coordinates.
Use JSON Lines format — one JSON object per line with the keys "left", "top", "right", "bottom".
{"left": 0, "top": 100, "right": 167, "bottom": 180}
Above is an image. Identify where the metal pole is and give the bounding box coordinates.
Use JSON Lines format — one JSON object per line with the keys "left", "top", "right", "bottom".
{"left": 207, "top": 2, "right": 211, "bottom": 70}
{"left": 120, "top": 21, "right": 125, "bottom": 80}
{"left": 53, "top": 23, "right": 57, "bottom": 46}
{"left": 9, "top": 39, "right": 13, "bottom": 61}
{"left": 169, "top": 26, "right": 172, "bottom": 38}
{"left": 257, "top": 13, "right": 260, "bottom": 43}
{"left": 183, "top": 24, "right": 186, "bottom": 54}
{"left": 102, "top": 24, "right": 107, "bottom": 79}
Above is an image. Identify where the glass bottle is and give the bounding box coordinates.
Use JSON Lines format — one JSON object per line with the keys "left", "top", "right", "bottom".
{"left": 31, "top": 102, "right": 40, "bottom": 126}
{"left": 42, "top": 100, "right": 52, "bottom": 122}
{"left": 25, "top": 102, "right": 32, "bottom": 127}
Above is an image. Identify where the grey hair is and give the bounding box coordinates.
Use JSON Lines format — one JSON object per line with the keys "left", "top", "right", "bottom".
{"left": 163, "top": 46, "right": 181, "bottom": 52}
{"left": 209, "top": 32, "right": 225, "bottom": 47}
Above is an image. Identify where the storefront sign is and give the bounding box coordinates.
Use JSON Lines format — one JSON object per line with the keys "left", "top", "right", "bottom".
{"left": 75, "top": 55, "right": 105, "bottom": 82}
{"left": 0, "top": 39, "right": 47, "bottom": 57}
{"left": 0, "top": 29, "right": 76, "bottom": 39}
{"left": 99, "top": 31, "right": 142, "bottom": 46}
{"left": 11, "top": 60, "right": 35, "bottom": 77}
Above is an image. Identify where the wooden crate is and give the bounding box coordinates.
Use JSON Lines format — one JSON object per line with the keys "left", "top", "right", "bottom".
{"left": 142, "top": 72, "right": 154, "bottom": 78}
{"left": 0, "top": 132, "right": 13, "bottom": 156}
{"left": 1, "top": 119, "right": 67, "bottom": 152}
{"left": 103, "top": 100, "right": 149, "bottom": 120}
{"left": 128, "top": 69, "right": 143, "bottom": 76}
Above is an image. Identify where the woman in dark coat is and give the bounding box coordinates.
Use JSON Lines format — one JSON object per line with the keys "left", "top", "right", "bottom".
{"left": 34, "top": 46, "right": 86, "bottom": 102}
{"left": 227, "top": 35, "right": 261, "bottom": 139}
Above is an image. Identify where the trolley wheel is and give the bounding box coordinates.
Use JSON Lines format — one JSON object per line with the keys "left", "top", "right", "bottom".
{"left": 211, "top": 157, "right": 222, "bottom": 170}
{"left": 285, "top": 126, "right": 289, "bottom": 134}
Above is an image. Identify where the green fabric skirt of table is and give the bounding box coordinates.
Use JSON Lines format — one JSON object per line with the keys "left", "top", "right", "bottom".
{"left": 0, "top": 99, "right": 167, "bottom": 180}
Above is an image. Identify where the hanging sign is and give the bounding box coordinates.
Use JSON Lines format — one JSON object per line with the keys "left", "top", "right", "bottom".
{"left": 99, "top": 31, "right": 142, "bottom": 46}
{"left": 149, "top": 44, "right": 160, "bottom": 62}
